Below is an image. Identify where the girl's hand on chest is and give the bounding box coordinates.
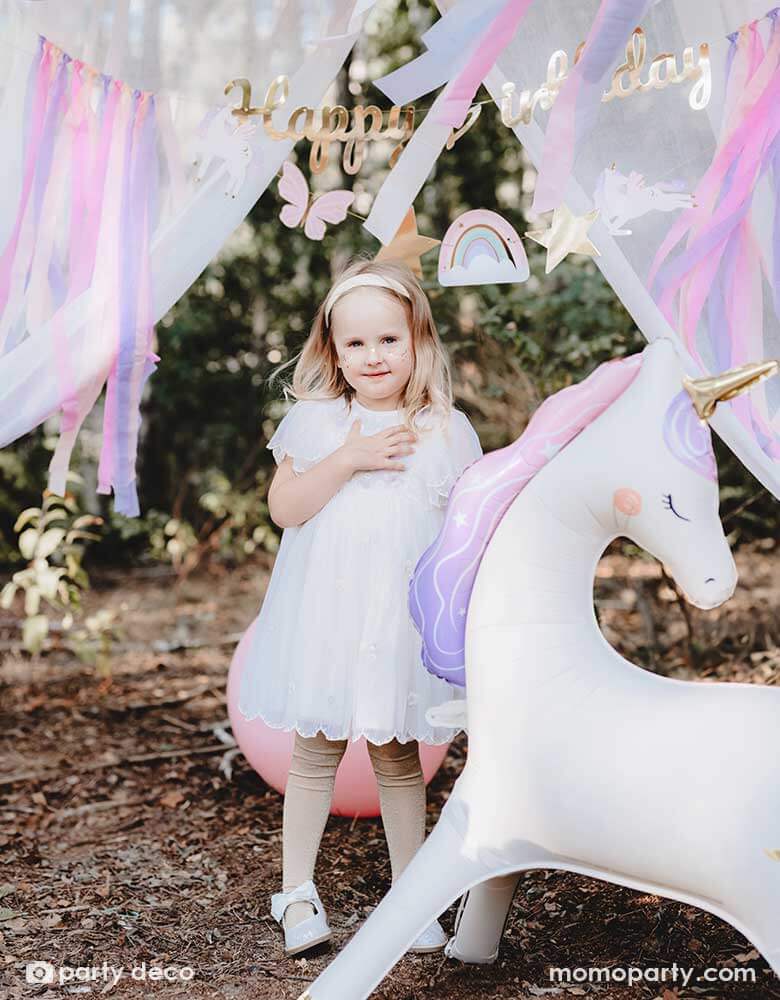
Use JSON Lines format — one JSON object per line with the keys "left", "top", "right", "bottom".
{"left": 339, "top": 418, "right": 418, "bottom": 474}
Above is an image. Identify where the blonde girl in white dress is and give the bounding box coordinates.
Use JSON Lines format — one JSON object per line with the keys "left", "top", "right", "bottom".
{"left": 237, "top": 257, "right": 482, "bottom": 957}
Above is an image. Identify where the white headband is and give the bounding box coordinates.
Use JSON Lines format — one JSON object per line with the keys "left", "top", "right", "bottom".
{"left": 323, "top": 274, "right": 411, "bottom": 324}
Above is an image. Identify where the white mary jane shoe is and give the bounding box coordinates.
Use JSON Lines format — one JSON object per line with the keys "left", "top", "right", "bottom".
{"left": 271, "top": 880, "right": 332, "bottom": 957}
{"left": 407, "top": 917, "right": 448, "bottom": 954}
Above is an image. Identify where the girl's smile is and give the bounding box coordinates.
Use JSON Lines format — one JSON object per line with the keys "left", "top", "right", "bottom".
{"left": 330, "top": 287, "right": 414, "bottom": 410}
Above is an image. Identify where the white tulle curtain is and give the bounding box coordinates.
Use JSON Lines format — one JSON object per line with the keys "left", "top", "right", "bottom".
{"left": 1, "top": 0, "right": 778, "bottom": 506}
{"left": 0, "top": 0, "right": 375, "bottom": 511}
{"left": 469, "top": 0, "right": 780, "bottom": 497}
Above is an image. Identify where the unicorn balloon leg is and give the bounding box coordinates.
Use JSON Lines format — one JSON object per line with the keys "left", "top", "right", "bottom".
{"left": 300, "top": 338, "right": 780, "bottom": 1000}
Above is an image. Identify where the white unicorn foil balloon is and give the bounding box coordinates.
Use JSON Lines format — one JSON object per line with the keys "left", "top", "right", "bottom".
{"left": 301, "top": 337, "right": 780, "bottom": 1000}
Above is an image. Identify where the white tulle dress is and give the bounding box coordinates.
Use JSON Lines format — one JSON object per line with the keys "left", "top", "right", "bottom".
{"left": 237, "top": 395, "right": 483, "bottom": 745}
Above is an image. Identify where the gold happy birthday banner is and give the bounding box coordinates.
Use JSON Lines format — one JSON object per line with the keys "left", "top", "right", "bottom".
{"left": 225, "top": 75, "right": 415, "bottom": 174}
{"left": 226, "top": 26, "right": 711, "bottom": 175}
{"left": 501, "top": 27, "right": 711, "bottom": 127}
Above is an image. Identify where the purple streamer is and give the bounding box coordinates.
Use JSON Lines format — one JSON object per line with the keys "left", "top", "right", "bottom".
{"left": 110, "top": 91, "right": 143, "bottom": 511}
{"left": 708, "top": 234, "right": 739, "bottom": 371}
{"left": 27, "top": 52, "right": 70, "bottom": 287}
{"left": 533, "top": 0, "right": 652, "bottom": 213}
{"left": 110, "top": 95, "right": 158, "bottom": 516}
{"left": 772, "top": 127, "right": 780, "bottom": 322}
{"left": 725, "top": 31, "right": 739, "bottom": 85}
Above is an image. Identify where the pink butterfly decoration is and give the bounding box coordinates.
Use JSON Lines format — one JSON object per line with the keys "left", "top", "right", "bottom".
{"left": 278, "top": 160, "right": 355, "bottom": 240}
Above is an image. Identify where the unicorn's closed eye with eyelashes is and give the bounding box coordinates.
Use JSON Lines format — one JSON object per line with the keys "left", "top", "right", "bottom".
{"left": 301, "top": 337, "right": 780, "bottom": 1000}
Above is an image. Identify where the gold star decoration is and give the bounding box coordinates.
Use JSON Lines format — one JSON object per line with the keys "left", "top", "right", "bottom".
{"left": 375, "top": 207, "right": 441, "bottom": 277}
{"left": 525, "top": 204, "right": 601, "bottom": 274}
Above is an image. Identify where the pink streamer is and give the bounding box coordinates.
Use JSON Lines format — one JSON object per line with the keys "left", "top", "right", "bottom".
{"left": 726, "top": 215, "right": 779, "bottom": 456}
{"left": 0, "top": 40, "right": 54, "bottom": 321}
{"left": 66, "top": 63, "right": 92, "bottom": 292}
{"left": 47, "top": 66, "right": 101, "bottom": 494}
{"left": 72, "top": 79, "right": 121, "bottom": 294}
{"left": 49, "top": 64, "right": 89, "bottom": 450}
{"left": 648, "top": 24, "right": 780, "bottom": 296}
{"left": 48, "top": 78, "right": 124, "bottom": 495}
{"left": 433, "top": 0, "right": 533, "bottom": 130}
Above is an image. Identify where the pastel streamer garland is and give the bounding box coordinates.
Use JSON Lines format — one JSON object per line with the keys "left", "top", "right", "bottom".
{"left": 0, "top": 36, "right": 161, "bottom": 515}
{"left": 408, "top": 352, "right": 643, "bottom": 687}
{"left": 647, "top": 9, "right": 780, "bottom": 461}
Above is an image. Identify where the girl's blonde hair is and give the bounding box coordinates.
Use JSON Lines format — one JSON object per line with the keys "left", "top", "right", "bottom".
{"left": 270, "top": 255, "right": 452, "bottom": 431}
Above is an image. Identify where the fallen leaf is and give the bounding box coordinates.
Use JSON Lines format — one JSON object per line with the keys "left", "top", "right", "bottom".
{"left": 159, "top": 790, "right": 185, "bottom": 809}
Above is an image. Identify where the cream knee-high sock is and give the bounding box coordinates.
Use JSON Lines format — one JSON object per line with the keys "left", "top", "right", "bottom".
{"left": 281, "top": 731, "right": 347, "bottom": 928}
{"left": 366, "top": 738, "right": 426, "bottom": 883}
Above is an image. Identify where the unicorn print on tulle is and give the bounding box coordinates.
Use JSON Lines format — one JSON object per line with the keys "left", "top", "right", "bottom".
{"left": 593, "top": 166, "right": 695, "bottom": 237}
{"left": 192, "top": 105, "right": 258, "bottom": 198}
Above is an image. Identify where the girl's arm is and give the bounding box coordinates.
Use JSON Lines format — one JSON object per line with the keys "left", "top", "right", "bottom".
{"left": 268, "top": 450, "right": 355, "bottom": 528}
{"left": 268, "top": 420, "right": 417, "bottom": 528}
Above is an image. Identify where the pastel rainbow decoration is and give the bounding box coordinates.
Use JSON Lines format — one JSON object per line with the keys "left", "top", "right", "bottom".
{"left": 437, "top": 208, "right": 529, "bottom": 286}
{"left": 408, "top": 352, "right": 643, "bottom": 686}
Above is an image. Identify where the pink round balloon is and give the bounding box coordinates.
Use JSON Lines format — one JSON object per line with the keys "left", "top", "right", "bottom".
{"left": 226, "top": 627, "right": 451, "bottom": 818}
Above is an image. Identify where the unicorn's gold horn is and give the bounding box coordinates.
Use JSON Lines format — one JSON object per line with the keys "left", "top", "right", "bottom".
{"left": 683, "top": 359, "right": 779, "bottom": 420}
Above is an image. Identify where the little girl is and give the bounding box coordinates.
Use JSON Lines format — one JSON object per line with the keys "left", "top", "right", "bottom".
{"left": 237, "top": 256, "right": 482, "bottom": 957}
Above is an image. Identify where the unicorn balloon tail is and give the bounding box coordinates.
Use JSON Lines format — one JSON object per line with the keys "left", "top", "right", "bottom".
{"left": 301, "top": 338, "right": 780, "bottom": 1000}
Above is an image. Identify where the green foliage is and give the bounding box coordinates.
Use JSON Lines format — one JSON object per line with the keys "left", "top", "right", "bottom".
{"left": 438, "top": 257, "right": 646, "bottom": 394}
{"left": 1, "top": 486, "right": 104, "bottom": 655}
{"left": 100, "top": 467, "right": 278, "bottom": 576}
{"left": 0, "top": 432, "right": 51, "bottom": 564}
{"left": 64, "top": 608, "right": 124, "bottom": 679}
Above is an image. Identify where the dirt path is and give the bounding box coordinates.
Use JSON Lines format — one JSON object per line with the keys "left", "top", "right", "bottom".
{"left": 0, "top": 542, "right": 778, "bottom": 999}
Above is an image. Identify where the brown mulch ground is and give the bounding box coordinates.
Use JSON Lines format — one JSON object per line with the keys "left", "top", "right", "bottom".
{"left": 0, "top": 539, "right": 778, "bottom": 999}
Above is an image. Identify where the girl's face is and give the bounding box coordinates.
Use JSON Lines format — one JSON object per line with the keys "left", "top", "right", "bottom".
{"left": 330, "top": 287, "right": 414, "bottom": 410}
